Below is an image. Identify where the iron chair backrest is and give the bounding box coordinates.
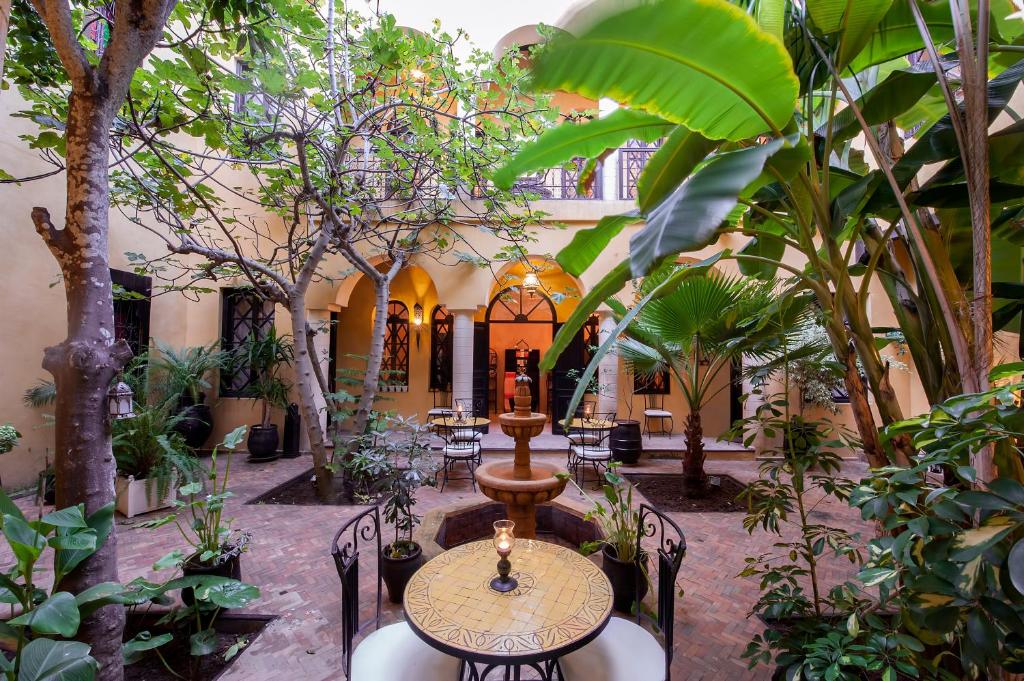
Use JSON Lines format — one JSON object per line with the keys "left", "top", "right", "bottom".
{"left": 634, "top": 503, "right": 686, "bottom": 681}
{"left": 453, "top": 397, "right": 474, "bottom": 417}
{"left": 580, "top": 411, "right": 617, "bottom": 451}
{"left": 645, "top": 393, "right": 666, "bottom": 411}
{"left": 331, "top": 506, "right": 383, "bottom": 680}
{"left": 440, "top": 413, "right": 479, "bottom": 449}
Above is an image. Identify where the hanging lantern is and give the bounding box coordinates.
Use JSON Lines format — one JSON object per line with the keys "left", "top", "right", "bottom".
{"left": 413, "top": 303, "right": 424, "bottom": 349}
{"left": 107, "top": 381, "right": 135, "bottom": 420}
{"left": 522, "top": 271, "right": 540, "bottom": 296}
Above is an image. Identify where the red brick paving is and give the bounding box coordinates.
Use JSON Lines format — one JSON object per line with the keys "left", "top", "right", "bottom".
{"left": 8, "top": 452, "right": 872, "bottom": 680}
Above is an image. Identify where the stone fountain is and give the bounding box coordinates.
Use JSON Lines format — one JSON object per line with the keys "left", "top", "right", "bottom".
{"left": 474, "top": 373, "right": 569, "bottom": 538}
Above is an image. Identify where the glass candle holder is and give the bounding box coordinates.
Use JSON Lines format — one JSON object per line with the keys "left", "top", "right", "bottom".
{"left": 455, "top": 404, "right": 465, "bottom": 423}
{"left": 490, "top": 520, "right": 517, "bottom": 592}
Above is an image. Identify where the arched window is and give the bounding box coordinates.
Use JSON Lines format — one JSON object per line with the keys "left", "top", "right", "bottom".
{"left": 429, "top": 305, "right": 453, "bottom": 392}
{"left": 382, "top": 301, "right": 409, "bottom": 389}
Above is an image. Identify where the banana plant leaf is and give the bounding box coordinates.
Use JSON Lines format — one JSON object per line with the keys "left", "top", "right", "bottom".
{"left": 847, "top": 1, "right": 955, "bottom": 72}
{"left": 636, "top": 125, "right": 721, "bottom": 213}
{"left": 491, "top": 109, "right": 673, "bottom": 189}
{"left": 629, "top": 137, "right": 788, "bottom": 278}
{"left": 556, "top": 211, "right": 643, "bottom": 277}
{"left": 529, "top": 0, "right": 798, "bottom": 141}
{"left": 817, "top": 67, "right": 937, "bottom": 146}
{"left": 805, "top": 0, "right": 893, "bottom": 70}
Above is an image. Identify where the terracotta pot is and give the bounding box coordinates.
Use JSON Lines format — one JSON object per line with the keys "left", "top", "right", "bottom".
{"left": 602, "top": 545, "right": 649, "bottom": 613}
{"left": 247, "top": 424, "right": 280, "bottom": 461}
{"left": 381, "top": 542, "right": 423, "bottom": 604}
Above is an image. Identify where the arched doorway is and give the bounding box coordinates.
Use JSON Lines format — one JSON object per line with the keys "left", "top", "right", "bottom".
{"left": 486, "top": 286, "right": 557, "bottom": 415}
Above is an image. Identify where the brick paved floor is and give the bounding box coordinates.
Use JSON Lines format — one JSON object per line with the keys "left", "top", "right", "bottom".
{"left": 11, "top": 452, "right": 873, "bottom": 680}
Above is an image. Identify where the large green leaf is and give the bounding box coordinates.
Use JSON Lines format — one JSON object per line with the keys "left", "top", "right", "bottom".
{"left": 756, "top": 0, "right": 786, "bottom": 43}
{"left": 9, "top": 592, "right": 80, "bottom": 637}
{"left": 4, "top": 515, "right": 46, "bottom": 571}
{"left": 737, "top": 221, "right": 787, "bottom": 279}
{"left": 806, "top": 0, "right": 893, "bottom": 69}
{"left": 557, "top": 211, "right": 642, "bottom": 277}
{"left": 848, "top": 1, "right": 955, "bottom": 72}
{"left": 53, "top": 503, "right": 113, "bottom": 585}
{"left": 16, "top": 639, "right": 96, "bottom": 681}
{"left": 530, "top": 0, "right": 798, "bottom": 140}
{"left": 630, "top": 137, "right": 787, "bottom": 278}
{"left": 492, "top": 109, "right": 672, "bottom": 189}
{"left": 637, "top": 126, "right": 721, "bottom": 213}
{"left": 820, "top": 67, "right": 937, "bottom": 145}
{"left": 539, "top": 259, "right": 633, "bottom": 373}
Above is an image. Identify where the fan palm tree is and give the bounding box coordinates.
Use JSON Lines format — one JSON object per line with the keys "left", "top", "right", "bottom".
{"left": 617, "top": 268, "right": 804, "bottom": 497}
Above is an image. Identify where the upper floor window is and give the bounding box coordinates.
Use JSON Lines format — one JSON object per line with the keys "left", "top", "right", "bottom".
{"left": 382, "top": 301, "right": 410, "bottom": 390}
{"left": 84, "top": 7, "right": 111, "bottom": 55}
{"left": 220, "top": 288, "right": 275, "bottom": 397}
{"left": 634, "top": 368, "right": 670, "bottom": 395}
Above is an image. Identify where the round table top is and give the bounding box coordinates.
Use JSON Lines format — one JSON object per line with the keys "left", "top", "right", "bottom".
{"left": 430, "top": 416, "right": 490, "bottom": 428}
{"left": 404, "top": 539, "right": 613, "bottom": 663}
{"left": 560, "top": 418, "right": 614, "bottom": 430}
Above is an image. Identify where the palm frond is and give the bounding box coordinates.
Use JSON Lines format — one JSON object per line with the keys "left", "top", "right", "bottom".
{"left": 23, "top": 380, "right": 56, "bottom": 408}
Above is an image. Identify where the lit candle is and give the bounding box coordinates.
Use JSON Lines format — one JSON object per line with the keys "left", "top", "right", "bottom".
{"left": 583, "top": 403, "right": 593, "bottom": 422}
{"left": 490, "top": 520, "right": 517, "bottom": 592}
{"left": 455, "top": 404, "right": 464, "bottom": 422}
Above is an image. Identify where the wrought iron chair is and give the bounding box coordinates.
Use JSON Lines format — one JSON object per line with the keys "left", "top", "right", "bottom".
{"left": 567, "top": 411, "right": 616, "bottom": 487}
{"left": 437, "top": 413, "right": 482, "bottom": 492}
{"left": 451, "top": 398, "right": 482, "bottom": 443}
{"left": 559, "top": 504, "right": 687, "bottom": 681}
{"left": 331, "top": 507, "right": 461, "bottom": 681}
{"left": 643, "top": 394, "right": 674, "bottom": 439}
{"left": 427, "top": 388, "right": 453, "bottom": 420}
{"left": 566, "top": 399, "right": 600, "bottom": 447}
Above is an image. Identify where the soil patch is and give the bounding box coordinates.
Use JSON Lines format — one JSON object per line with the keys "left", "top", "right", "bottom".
{"left": 246, "top": 468, "right": 364, "bottom": 506}
{"left": 625, "top": 473, "right": 747, "bottom": 512}
{"left": 123, "top": 612, "right": 272, "bottom": 681}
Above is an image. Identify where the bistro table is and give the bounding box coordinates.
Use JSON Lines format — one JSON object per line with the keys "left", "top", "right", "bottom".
{"left": 430, "top": 416, "right": 491, "bottom": 430}
{"left": 559, "top": 418, "right": 614, "bottom": 431}
{"left": 404, "top": 539, "right": 613, "bottom": 681}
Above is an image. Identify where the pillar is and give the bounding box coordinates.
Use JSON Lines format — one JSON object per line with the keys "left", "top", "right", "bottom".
{"left": 599, "top": 98, "right": 620, "bottom": 200}
{"left": 597, "top": 310, "right": 619, "bottom": 416}
{"left": 451, "top": 309, "right": 476, "bottom": 408}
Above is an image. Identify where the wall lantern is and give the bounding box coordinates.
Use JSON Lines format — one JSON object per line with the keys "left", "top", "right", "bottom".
{"left": 413, "top": 303, "right": 424, "bottom": 349}
{"left": 522, "top": 271, "right": 541, "bottom": 296}
{"left": 108, "top": 381, "right": 135, "bottom": 420}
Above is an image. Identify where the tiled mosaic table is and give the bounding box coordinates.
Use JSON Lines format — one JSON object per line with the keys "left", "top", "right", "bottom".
{"left": 430, "top": 417, "right": 491, "bottom": 429}
{"left": 560, "top": 418, "right": 614, "bottom": 431}
{"left": 404, "top": 539, "right": 613, "bottom": 679}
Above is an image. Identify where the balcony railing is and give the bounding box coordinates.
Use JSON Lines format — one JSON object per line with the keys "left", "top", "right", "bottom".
{"left": 617, "top": 140, "right": 662, "bottom": 200}
{"left": 512, "top": 158, "right": 603, "bottom": 200}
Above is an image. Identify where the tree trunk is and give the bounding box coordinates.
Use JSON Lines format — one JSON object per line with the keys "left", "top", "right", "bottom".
{"left": 34, "top": 91, "right": 132, "bottom": 681}
{"left": 353, "top": 275, "right": 391, "bottom": 436}
{"left": 0, "top": 0, "right": 11, "bottom": 77}
{"left": 840, "top": 348, "right": 890, "bottom": 469}
{"left": 682, "top": 411, "right": 706, "bottom": 497}
{"left": 289, "top": 296, "right": 333, "bottom": 498}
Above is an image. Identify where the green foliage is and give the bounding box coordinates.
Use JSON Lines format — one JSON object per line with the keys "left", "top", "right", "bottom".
{"left": 151, "top": 342, "right": 228, "bottom": 404}
{"left": 233, "top": 329, "right": 293, "bottom": 427}
{"left": 0, "top": 425, "right": 22, "bottom": 455}
{"left": 562, "top": 463, "right": 643, "bottom": 563}
{"left": 112, "top": 402, "right": 203, "bottom": 502}
{"left": 850, "top": 377, "right": 1024, "bottom": 678}
{"left": 140, "top": 426, "right": 249, "bottom": 568}
{"left": 21, "top": 381, "right": 55, "bottom": 409}
{"left": 0, "top": 490, "right": 126, "bottom": 681}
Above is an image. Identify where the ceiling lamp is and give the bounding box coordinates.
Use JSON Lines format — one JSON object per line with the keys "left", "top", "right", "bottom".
{"left": 522, "top": 271, "right": 540, "bottom": 295}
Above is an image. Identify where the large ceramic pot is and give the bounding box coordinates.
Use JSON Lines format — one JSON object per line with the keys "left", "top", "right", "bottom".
{"left": 610, "top": 420, "right": 643, "bottom": 465}
{"left": 247, "top": 424, "right": 280, "bottom": 462}
{"left": 182, "top": 550, "right": 241, "bottom": 606}
{"left": 601, "top": 545, "right": 649, "bottom": 613}
{"left": 381, "top": 542, "right": 423, "bottom": 604}
{"left": 174, "top": 394, "right": 214, "bottom": 450}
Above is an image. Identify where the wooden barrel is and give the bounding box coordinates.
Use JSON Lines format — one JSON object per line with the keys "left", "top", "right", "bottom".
{"left": 610, "top": 420, "right": 643, "bottom": 464}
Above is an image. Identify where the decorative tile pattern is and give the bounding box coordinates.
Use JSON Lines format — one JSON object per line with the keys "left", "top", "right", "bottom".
{"left": 405, "top": 540, "right": 612, "bottom": 658}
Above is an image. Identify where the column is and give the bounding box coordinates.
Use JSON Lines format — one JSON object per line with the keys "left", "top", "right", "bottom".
{"left": 599, "top": 98, "right": 620, "bottom": 200}
{"left": 300, "top": 309, "right": 332, "bottom": 452}
{"left": 596, "top": 310, "right": 619, "bottom": 415}
{"left": 450, "top": 309, "right": 476, "bottom": 407}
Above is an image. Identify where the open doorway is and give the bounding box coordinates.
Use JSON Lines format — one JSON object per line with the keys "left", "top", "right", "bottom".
{"left": 486, "top": 286, "right": 556, "bottom": 416}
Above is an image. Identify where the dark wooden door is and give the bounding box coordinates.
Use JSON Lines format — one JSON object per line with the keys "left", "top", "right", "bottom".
{"left": 473, "top": 322, "right": 490, "bottom": 431}
{"left": 550, "top": 323, "right": 586, "bottom": 435}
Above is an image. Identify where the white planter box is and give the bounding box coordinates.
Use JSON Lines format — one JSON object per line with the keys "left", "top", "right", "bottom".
{"left": 115, "top": 474, "right": 177, "bottom": 518}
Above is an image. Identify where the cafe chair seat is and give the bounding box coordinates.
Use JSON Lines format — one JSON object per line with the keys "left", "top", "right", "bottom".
{"left": 559, "top": 617, "right": 665, "bottom": 681}
{"left": 427, "top": 407, "right": 454, "bottom": 418}
{"left": 643, "top": 409, "right": 673, "bottom": 418}
{"left": 442, "top": 442, "right": 481, "bottom": 459}
{"left": 351, "top": 622, "right": 461, "bottom": 681}
{"left": 567, "top": 432, "right": 599, "bottom": 446}
{"left": 452, "top": 430, "right": 483, "bottom": 443}
{"left": 570, "top": 444, "right": 612, "bottom": 461}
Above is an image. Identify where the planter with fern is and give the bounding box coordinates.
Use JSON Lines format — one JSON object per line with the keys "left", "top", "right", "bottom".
{"left": 235, "top": 330, "right": 293, "bottom": 462}
{"left": 153, "top": 342, "right": 228, "bottom": 451}
{"left": 113, "top": 403, "right": 202, "bottom": 518}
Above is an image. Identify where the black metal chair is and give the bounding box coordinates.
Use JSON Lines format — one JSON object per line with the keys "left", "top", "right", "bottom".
{"left": 559, "top": 504, "right": 687, "bottom": 681}
{"left": 437, "top": 413, "right": 482, "bottom": 492}
{"left": 643, "top": 394, "right": 674, "bottom": 439}
{"left": 427, "top": 388, "right": 453, "bottom": 420}
{"left": 331, "top": 507, "right": 460, "bottom": 680}
{"left": 566, "top": 399, "right": 600, "bottom": 446}
{"left": 567, "top": 411, "right": 616, "bottom": 487}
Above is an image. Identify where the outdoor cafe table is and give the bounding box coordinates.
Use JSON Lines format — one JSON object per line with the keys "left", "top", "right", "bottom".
{"left": 404, "top": 539, "right": 614, "bottom": 680}
{"left": 430, "top": 416, "right": 490, "bottom": 430}
{"left": 559, "top": 418, "right": 614, "bottom": 431}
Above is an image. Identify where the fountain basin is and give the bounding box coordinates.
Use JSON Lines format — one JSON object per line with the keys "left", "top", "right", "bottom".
{"left": 497, "top": 411, "right": 547, "bottom": 439}
{"left": 475, "top": 459, "right": 568, "bottom": 539}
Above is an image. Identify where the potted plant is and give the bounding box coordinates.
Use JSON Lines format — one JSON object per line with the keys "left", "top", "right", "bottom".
{"left": 153, "top": 342, "right": 228, "bottom": 450}
{"left": 565, "top": 463, "right": 648, "bottom": 613}
{"left": 112, "top": 402, "right": 203, "bottom": 518}
{"left": 143, "top": 426, "right": 252, "bottom": 604}
{"left": 236, "top": 329, "right": 293, "bottom": 461}
{"left": 365, "top": 415, "right": 437, "bottom": 603}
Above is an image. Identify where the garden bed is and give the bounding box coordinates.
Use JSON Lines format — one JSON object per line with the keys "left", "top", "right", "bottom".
{"left": 624, "top": 473, "right": 746, "bottom": 512}
{"left": 246, "top": 468, "right": 363, "bottom": 506}
{"left": 123, "top": 612, "right": 273, "bottom": 681}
